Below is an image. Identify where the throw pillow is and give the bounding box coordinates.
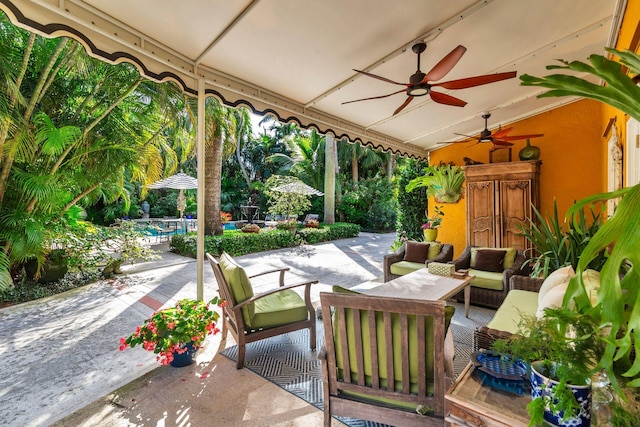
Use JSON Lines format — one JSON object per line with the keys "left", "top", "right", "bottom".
{"left": 536, "top": 282, "right": 569, "bottom": 318}
{"left": 427, "top": 242, "right": 443, "bottom": 260}
{"left": 537, "top": 265, "right": 575, "bottom": 303}
{"left": 582, "top": 269, "right": 601, "bottom": 306}
{"left": 472, "top": 249, "right": 506, "bottom": 272}
{"left": 403, "top": 241, "right": 429, "bottom": 264}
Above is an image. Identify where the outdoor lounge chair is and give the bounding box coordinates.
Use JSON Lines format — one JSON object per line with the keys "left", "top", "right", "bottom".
{"left": 383, "top": 241, "right": 454, "bottom": 282}
{"left": 207, "top": 252, "right": 317, "bottom": 369}
{"left": 318, "top": 292, "right": 454, "bottom": 427}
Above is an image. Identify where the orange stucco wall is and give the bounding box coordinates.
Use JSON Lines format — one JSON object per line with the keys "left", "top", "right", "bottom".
{"left": 430, "top": 100, "right": 605, "bottom": 257}
{"left": 427, "top": 0, "right": 640, "bottom": 258}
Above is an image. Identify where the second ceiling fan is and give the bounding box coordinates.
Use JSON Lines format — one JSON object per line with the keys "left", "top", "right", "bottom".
{"left": 440, "top": 112, "right": 544, "bottom": 150}
{"left": 342, "top": 42, "right": 517, "bottom": 115}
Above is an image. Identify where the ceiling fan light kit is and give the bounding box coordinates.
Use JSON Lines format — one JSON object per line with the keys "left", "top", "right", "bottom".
{"left": 344, "top": 43, "right": 517, "bottom": 115}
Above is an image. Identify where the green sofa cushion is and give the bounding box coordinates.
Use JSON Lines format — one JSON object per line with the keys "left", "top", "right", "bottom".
{"left": 333, "top": 304, "right": 455, "bottom": 410}
{"left": 390, "top": 261, "right": 424, "bottom": 277}
{"left": 427, "top": 242, "right": 443, "bottom": 260}
{"left": 471, "top": 247, "right": 517, "bottom": 269}
{"left": 219, "top": 252, "right": 255, "bottom": 326}
{"left": 251, "top": 289, "right": 308, "bottom": 329}
{"left": 468, "top": 269, "right": 504, "bottom": 291}
{"left": 486, "top": 289, "right": 538, "bottom": 334}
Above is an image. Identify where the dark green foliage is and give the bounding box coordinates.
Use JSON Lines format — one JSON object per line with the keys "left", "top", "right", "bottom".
{"left": 170, "top": 222, "right": 360, "bottom": 257}
{"left": 1, "top": 271, "right": 99, "bottom": 305}
{"left": 396, "top": 159, "right": 429, "bottom": 241}
{"left": 518, "top": 200, "right": 606, "bottom": 278}
{"left": 338, "top": 177, "right": 396, "bottom": 232}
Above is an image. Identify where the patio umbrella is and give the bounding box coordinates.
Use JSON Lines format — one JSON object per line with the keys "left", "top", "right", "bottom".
{"left": 147, "top": 172, "right": 198, "bottom": 218}
{"left": 273, "top": 181, "right": 324, "bottom": 196}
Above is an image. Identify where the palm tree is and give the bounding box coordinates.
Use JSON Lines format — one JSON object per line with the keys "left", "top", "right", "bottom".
{"left": 0, "top": 16, "right": 196, "bottom": 289}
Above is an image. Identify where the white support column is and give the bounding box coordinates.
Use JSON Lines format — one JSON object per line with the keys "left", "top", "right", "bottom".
{"left": 324, "top": 133, "right": 336, "bottom": 224}
{"left": 196, "top": 78, "right": 206, "bottom": 301}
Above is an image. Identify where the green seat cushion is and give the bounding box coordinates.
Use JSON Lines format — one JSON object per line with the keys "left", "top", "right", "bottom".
{"left": 390, "top": 261, "right": 424, "bottom": 277}
{"left": 486, "top": 290, "right": 538, "bottom": 334}
{"left": 219, "top": 252, "right": 255, "bottom": 326}
{"left": 470, "top": 247, "right": 517, "bottom": 269}
{"left": 468, "top": 269, "right": 504, "bottom": 291}
{"left": 333, "top": 305, "right": 455, "bottom": 410}
{"left": 250, "top": 289, "right": 308, "bottom": 330}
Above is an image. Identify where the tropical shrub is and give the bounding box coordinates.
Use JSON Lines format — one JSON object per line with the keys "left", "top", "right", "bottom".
{"left": 395, "top": 159, "right": 429, "bottom": 242}
{"left": 339, "top": 176, "right": 396, "bottom": 232}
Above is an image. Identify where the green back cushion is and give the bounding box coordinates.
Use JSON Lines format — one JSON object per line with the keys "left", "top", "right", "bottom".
{"left": 219, "top": 252, "right": 255, "bottom": 326}
{"left": 470, "top": 247, "right": 517, "bottom": 269}
{"left": 333, "top": 304, "right": 455, "bottom": 398}
{"left": 427, "top": 242, "right": 443, "bottom": 260}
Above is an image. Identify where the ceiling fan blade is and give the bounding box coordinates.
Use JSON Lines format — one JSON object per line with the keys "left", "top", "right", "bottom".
{"left": 430, "top": 91, "right": 467, "bottom": 107}
{"left": 353, "top": 69, "right": 408, "bottom": 86}
{"left": 342, "top": 89, "right": 406, "bottom": 105}
{"left": 433, "top": 71, "right": 517, "bottom": 89}
{"left": 499, "top": 133, "right": 545, "bottom": 141}
{"left": 453, "top": 132, "right": 479, "bottom": 140}
{"left": 492, "top": 127, "right": 514, "bottom": 138}
{"left": 492, "top": 139, "right": 515, "bottom": 146}
{"left": 393, "top": 96, "right": 415, "bottom": 115}
{"left": 423, "top": 45, "right": 467, "bottom": 83}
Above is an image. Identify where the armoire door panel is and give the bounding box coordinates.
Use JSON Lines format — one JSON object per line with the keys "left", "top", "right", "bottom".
{"left": 501, "top": 180, "right": 532, "bottom": 250}
{"left": 467, "top": 181, "right": 496, "bottom": 247}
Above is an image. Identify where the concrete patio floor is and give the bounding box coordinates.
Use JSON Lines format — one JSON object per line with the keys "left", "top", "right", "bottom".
{"left": 0, "top": 232, "right": 397, "bottom": 426}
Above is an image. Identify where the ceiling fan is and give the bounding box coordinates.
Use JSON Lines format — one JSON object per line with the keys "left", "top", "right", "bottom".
{"left": 342, "top": 42, "right": 517, "bottom": 115}
{"left": 440, "top": 112, "right": 544, "bottom": 150}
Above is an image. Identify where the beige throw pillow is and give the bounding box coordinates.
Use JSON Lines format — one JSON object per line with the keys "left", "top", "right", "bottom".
{"left": 538, "top": 265, "right": 575, "bottom": 303}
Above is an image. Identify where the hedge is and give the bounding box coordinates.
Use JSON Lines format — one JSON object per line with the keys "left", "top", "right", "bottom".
{"left": 170, "top": 222, "right": 361, "bottom": 257}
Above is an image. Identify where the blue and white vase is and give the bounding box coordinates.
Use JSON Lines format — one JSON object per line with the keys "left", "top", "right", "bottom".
{"left": 530, "top": 361, "right": 591, "bottom": 426}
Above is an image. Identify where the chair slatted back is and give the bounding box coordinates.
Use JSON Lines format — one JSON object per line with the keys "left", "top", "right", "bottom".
{"left": 320, "top": 292, "right": 446, "bottom": 417}
{"left": 206, "top": 253, "right": 242, "bottom": 332}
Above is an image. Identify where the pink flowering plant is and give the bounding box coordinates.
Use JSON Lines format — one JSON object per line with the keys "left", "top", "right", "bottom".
{"left": 421, "top": 205, "right": 444, "bottom": 229}
{"left": 119, "top": 297, "right": 222, "bottom": 365}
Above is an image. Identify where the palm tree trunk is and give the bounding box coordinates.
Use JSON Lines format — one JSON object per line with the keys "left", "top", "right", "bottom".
{"left": 205, "top": 129, "right": 224, "bottom": 235}
{"left": 351, "top": 151, "right": 359, "bottom": 183}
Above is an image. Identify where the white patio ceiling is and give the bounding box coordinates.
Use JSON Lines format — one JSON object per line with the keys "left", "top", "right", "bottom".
{"left": 0, "top": 0, "right": 624, "bottom": 158}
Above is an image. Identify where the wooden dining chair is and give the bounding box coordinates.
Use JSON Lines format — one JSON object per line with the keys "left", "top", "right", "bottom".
{"left": 207, "top": 252, "right": 317, "bottom": 369}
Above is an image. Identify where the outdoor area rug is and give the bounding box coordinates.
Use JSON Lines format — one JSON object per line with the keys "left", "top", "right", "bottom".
{"left": 221, "top": 301, "right": 495, "bottom": 426}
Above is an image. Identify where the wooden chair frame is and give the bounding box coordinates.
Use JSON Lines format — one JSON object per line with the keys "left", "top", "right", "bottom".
{"left": 319, "top": 292, "right": 453, "bottom": 427}
{"left": 207, "top": 253, "right": 317, "bottom": 369}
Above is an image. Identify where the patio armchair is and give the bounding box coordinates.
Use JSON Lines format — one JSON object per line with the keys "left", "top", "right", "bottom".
{"left": 319, "top": 291, "right": 454, "bottom": 427}
{"left": 383, "top": 241, "right": 454, "bottom": 282}
{"left": 207, "top": 252, "right": 317, "bottom": 369}
{"left": 450, "top": 245, "right": 528, "bottom": 309}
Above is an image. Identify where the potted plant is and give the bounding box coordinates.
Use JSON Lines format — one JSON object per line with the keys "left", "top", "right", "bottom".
{"left": 421, "top": 205, "right": 443, "bottom": 242}
{"left": 120, "top": 297, "right": 222, "bottom": 367}
{"left": 406, "top": 163, "right": 465, "bottom": 204}
{"left": 518, "top": 200, "right": 606, "bottom": 279}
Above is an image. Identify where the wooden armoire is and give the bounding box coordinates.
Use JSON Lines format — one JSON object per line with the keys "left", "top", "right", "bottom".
{"left": 464, "top": 160, "right": 541, "bottom": 251}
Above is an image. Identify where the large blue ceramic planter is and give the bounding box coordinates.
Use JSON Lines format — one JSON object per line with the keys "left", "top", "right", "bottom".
{"left": 170, "top": 342, "right": 197, "bottom": 368}
{"left": 530, "top": 361, "right": 591, "bottom": 426}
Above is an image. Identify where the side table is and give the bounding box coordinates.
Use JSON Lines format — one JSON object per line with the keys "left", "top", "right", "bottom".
{"left": 445, "top": 363, "right": 530, "bottom": 427}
